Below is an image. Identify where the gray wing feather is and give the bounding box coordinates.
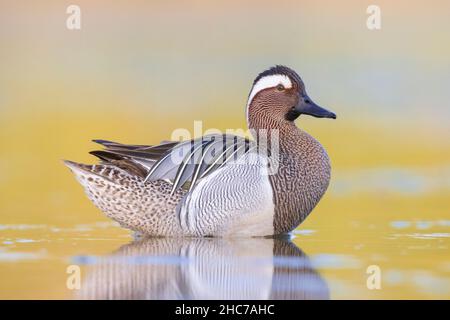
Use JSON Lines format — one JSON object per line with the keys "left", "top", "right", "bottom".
{"left": 171, "top": 140, "right": 212, "bottom": 194}
{"left": 90, "top": 134, "right": 252, "bottom": 192}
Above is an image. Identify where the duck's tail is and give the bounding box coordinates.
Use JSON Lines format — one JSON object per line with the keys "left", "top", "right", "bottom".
{"left": 63, "top": 160, "right": 186, "bottom": 236}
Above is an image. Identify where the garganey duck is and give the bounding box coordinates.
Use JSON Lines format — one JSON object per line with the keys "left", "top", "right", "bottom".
{"left": 65, "top": 65, "right": 336, "bottom": 237}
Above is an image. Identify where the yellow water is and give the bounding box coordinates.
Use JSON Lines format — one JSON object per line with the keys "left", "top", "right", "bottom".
{"left": 1, "top": 0, "right": 449, "bottom": 299}
{"left": 0, "top": 113, "right": 448, "bottom": 299}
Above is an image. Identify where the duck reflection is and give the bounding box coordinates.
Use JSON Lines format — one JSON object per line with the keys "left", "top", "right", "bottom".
{"left": 75, "top": 237, "right": 329, "bottom": 300}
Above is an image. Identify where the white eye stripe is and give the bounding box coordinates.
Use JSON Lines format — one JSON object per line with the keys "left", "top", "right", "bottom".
{"left": 247, "top": 74, "right": 292, "bottom": 106}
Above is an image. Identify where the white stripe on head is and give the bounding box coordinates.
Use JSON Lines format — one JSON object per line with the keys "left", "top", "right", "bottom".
{"left": 246, "top": 74, "right": 292, "bottom": 124}
{"left": 247, "top": 74, "right": 292, "bottom": 107}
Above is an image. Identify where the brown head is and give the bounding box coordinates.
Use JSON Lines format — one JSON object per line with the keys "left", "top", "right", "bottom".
{"left": 246, "top": 65, "right": 336, "bottom": 131}
{"left": 246, "top": 66, "right": 336, "bottom": 233}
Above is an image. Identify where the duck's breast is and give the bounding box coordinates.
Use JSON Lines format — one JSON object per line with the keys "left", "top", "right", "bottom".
{"left": 269, "top": 133, "right": 331, "bottom": 233}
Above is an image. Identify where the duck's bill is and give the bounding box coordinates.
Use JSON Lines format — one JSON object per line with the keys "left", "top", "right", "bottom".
{"left": 296, "top": 95, "right": 337, "bottom": 119}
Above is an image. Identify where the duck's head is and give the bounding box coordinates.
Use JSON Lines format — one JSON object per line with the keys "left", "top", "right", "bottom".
{"left": 246, "top": 65, "right": 336, "bottom": 129}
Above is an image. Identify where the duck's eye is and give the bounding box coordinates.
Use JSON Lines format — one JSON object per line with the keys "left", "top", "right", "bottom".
{"left": 276, "top": 84, "right": 285, "bottom": 91}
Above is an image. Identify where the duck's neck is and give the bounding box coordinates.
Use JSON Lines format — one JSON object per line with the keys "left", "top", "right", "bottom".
{"left": 249, "top": 119, "right": 331, "bottom": 234}
{"left": 248, "top": 117, "right": 314, "bottom": 156}
{"left": 248, "top": 114, "right": 297, "bottom": 153}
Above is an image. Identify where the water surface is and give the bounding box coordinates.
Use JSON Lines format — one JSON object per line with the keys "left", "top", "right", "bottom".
{"left": 0, "top": 213, "right": 448, "bottom": 299}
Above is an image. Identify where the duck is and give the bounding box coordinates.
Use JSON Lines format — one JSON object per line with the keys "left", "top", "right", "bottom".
{"left": 65, "top": 65, "right": 336, "bottom": 237}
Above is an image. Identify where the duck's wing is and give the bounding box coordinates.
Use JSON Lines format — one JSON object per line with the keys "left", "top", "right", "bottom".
{"left": 90, "top": 134, "right": 253, "bottom": 194}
